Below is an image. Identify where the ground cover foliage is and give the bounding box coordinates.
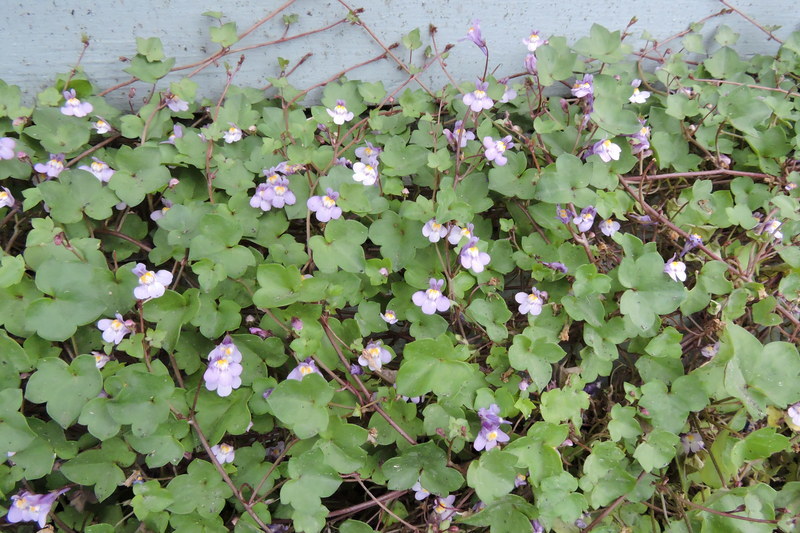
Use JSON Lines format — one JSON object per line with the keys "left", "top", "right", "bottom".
{"left": 1, "top": 2, "right": 800, "bottom": 532}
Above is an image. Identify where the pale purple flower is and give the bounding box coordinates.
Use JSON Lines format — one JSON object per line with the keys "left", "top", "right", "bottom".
{"left": 459, "top": 237, "right": 491, "bottom": 273}
{"left": 447, "top": 222, "right": 474, "bottom": 245}
{"left": 514, "top": 474, "right": 527, "bottom": 487}
{"left": 701, "top": 342, "right": 719, "bottom": 359}
{"left": 380, "top": 309, "right": 398, "bottom": 324}
{"left": 78, "top": 157, "right": 115, "bottom": 182}
{"left": 681, "top": 432, "right": 705, "bottom": 454}
{"left": 223, "top": 124, "right": 242, "bottom": 143}
{"left": 264, "top": 177, "right": 296, "bottom": 208}
{"left": 211, "top": 443, "right": 235, "bottom": 464}
{"left": 630, "top": 213, "right": 654, "bottom": 225}
{"left": 249, "top": 327, "right": 270, "bottom": 339}
{"left": 478, "top": 403, "right": 509, "bottom": 428}
{"left": 629, "top": 79, "right": 651, "bottom": 104}
{"left": 352, "top": 158, "right": 379, "bottom": 185}
{"left": 664, "top": 257, "right": 687, "bottom": 282}
{"left": 307, "top": 188, "right": 342, "bottom": 222}
{"left": 34, "top": 153, "right": 66, "bottom": 178}
{"left": 523, "top": 53, "right": 538, "bottom": 74}
{"left": 326, "top": 100, "right": 354, "bottom": 125}
{"left": 93, "top": 118, "right": 112, "bottom": 134}
{"left": 443, "top": 120, "right": 475, "bottom": 148}
{"left": 522, "top": 31, "right": 545, "bottom": 52}
{"left": 92, "top": 352, "right": 110, "bottom": 369}
{"left": 681, "top": 233, "right": 703, "bottom": 256}
{"left": 555, "top": 204, "right": 572, "bottom": 224}
{"left": 60, "top": 89, "right": 93, "bottom": 117}
{"left": 762, "top": 220, "right": 783, "bottom": 241}
{"left": 542, "top": 261, "right": 568, "bottom": 273}
{"left": 573, "top": 206, "right": 596, "bottom": 232}
{"left": 785, "top": 182, "right": 797, "bottom": 192}
{"left": 629, "top": 122, "right": 651, "bottom": 155}
{"left": 788, "top": 403, "right": 800, "bottom": 426}
{"left": 349, "top": 363, "right": 363, "bottom": 376}
{"left": 7, "top": 488, "right": 69, "bottom": 528}
{"left": 499, "top": 82, "right": 517, "bottom": 103}
{"left": 287, "top": 357, "right": 322, "bottom": 381}
{"left": 518, "top": 377, "right": 531, "bottom": 391}
{"left": 150, "top": 199, "right": 174, "bottom": 221}
{"left": 434, "top": 494, "right": 457, "bottom": 521}
{"left": 462, "top": 19, "right": 487, "bottom": 55}
{"left": 412, "top": 278, "right": 451, "bottom": 315}
{"left": 474, "top": 404, "right": 511, "bottom": 451}
{"left": 599, "top": 218, "right": 620, "bottom": 236}
{"left": 515, "top": 288, "right": 546, "bottom": 316}
{"left": 591, "top": 139, "right": 621, "bottom": 163}
{"left": 97, "top": 313, "right": 134, "bottom": 345}
{"left": 463, "top": 81, "right": 493, "bottom": 113}
{"left": 132, "top": 263, "right": 173, "bottom": 300}
{"left": 411, "top": 480, "right": 430, "bottom": 500}
{"left": 165, "top": 93, "right": 189, "bottom": 112}
{"left": 204, "top": 336, "right": 243, "bottom": 397}
{"left": 0, "top": 187, "right": 14, "bottom": 209}
{"left": 263, "top": 166, "right": 284, "bottom": 186}
{"left": 355, "top": 141, "right": 381, "bottom": 161}
{"left": 483, "top": 135, "right": 513, "bottom": 166}
{"left": 291, "top": 317, "right": 303, "bottom": 332}
{"left": 0, "top": 137, "right": 16, "bottom": 159}
{"left": 359, "top": 340, "right": 393, "bottom": 371}
{"left": 161, "top": 124, "right": 184, "bottom": 145}
{"left": 334, "top": 156, "right": 352, "bottom": 168}
{"left": 532, "top": 520, "right": 544, "bottom": 533}
{"left": 422, "top": 218, "right": 449, "bottom": 243}
{"left": 571, "top": 74, "right": 594, "bottom": 98}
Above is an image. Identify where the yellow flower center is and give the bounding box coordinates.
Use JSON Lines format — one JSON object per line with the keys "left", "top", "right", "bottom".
{"left": 559, "top": 209, "right": 568, "bottom": 218}
{"left": 0, "top": 192, "right": 7, "bottom": 200}
{"left": 300, "top": 365, "right": 313, "bottom": 375}
{"left": 461, "top": 228, "right": 471, "bottom": 237}
{"left": 111, "top": 319, "right": 124, "bottom": 330}
{"left": 384, "top": 311, "right": 395, "bottom": 320}
{"left": 487, "top": 430, "right": 498, "bottom": 441}
{"left": 435, "top": 503, "right": 446, "bottom": 513}
{"left": 335, "top": 105, "right": 347, "bottom": 113}
{"left": 51, "top": 158, "right": 64, "bottom": 169}
{"left": 605, "top": 219, "right": 613, "bottom": 225}
{"left": 427, "top": 288, "right": 441, "bottom": 299}
{"left": 94, "top": 353, "right": 106, "bottom": 363}
{"left": 530, "top": 33, "right": 539, "bottom": 41}
{"left": 603, "top": 140, "right": 612, "bottom": 148}
{"left": 96, "top": 120, "right": 107, "bottom": 128}
{"left": 14, "top": 497, "right": 27, "bottom": 508}
{"left": 91, "top": 161, "right": 105, "bottom": 172}
{"left": 671, "top": 261, "right": 681, "bottom": 268}
{"left": 527, "top": 294, "right": 540, "bottom": 303}
{"left": 468, "top": 245, "right": 479, "bottom": 256}
{"left": 215, "top": 357, "right": 230, "bottom": 370}
{"left": 228, "top": 127, "right": 238, "bottom": 134}
{"left": 364, "top": 148, "right": 373, "bottom": 156}
{"left": 640, "top": 126, "right": 649, "bottom": 136}
{"left": 323, "top": 196, "right": 336, "bottom": 207}
{"left": 474, "top": 90, "right": 486, "bottom": 98}
{"left": 220, "top": 444, "right": 232, "bottom": 454}
{"left": 497, "top": 141, "right": 507, "bottom": 151}
{"left": 367, "top": 347, "right": 381, "bottom": 357}
{"left": 266, "top": 173, "right": 279, "bottom": 184}
{"left": 139, "top": 271, "right": 155, "bottom": 284}
{"left": 431, "top": 222, "right": 441, "bottom": 230}
{"left": 68, "top": 97, "right": 80, "bottom": 105}
{"left": 583, "top": 213, "right": 592, "bottom": 221}
{"left": 223, "top": 346, "right": 233, "bottom": 355}
{"left": 633, "top": 88, "right": 640, "bottom": 95}
{"left": 364, "top": 165, "right": 374, "bottom": 173}
{"left": 274, "top": 186, "right": 287, "bottom": 195}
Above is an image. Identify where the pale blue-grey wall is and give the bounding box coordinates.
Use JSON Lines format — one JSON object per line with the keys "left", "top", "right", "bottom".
{"left": 0, "top": 0, "right": 796, "bottom": 106}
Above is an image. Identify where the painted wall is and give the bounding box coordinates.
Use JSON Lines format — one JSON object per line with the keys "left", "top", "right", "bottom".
{"left": 1, "top": 0, "right": 796, "bottom": 106}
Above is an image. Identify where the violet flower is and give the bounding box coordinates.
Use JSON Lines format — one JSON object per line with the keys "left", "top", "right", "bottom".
{"left": 541, "top": 261, "right": 568, "bottom": 273}
{"left": 380, "top": 309, "right": 398, "bottom": 324}
{"left": 0, "top": 187, "right": 15, "bottom": 209}
{"left": 629, "top": 122, "right": 651, "bottom": 155}
{"left": 680, "top": 233, "right": 703, "bottom": 256}
{"left": 97, "top": 313, "right": 134, "bottom": 345}
{"left": 447, "top": 222, "right": 474, "bottom": 245}
{"left": 591, "top": 139, "right": 621, "bottom": 163}
{"left": 132, "top": 263, "right": 173, "bottom": 300}
{"left": 523, "top": 53, "right": 538, "bottom": 74}
{"left": 287, "top": 357, "right": 322, "bottom": 381}
{"left": 60, "top": 89, "right": 93, "bottom": 117}
{"left": 573, "top": 206, "right": 596, "bottom": 232}
{"left": 249, "top": 327, "right": 270, "bottom": 339}
{"left": 412, "top": 278, "right": 451, "bottom": 315}
{"left": 434, "top": 495, "right": 457, "bottom": 521}
{"left": 571, "top": 74, "right": 594, "bottom": 99}
{"left": 515, "top": 474, "right": 528, "bottom": 487}
{"left": 349, "top": 363, "right": 363, "bottom": 376}
{"left": 499, "top": 81, "right": 517, "bottom": 103}
{"left": 359, "top": 340, "right": 393, "bottom": 371}
{"left": 334, "top": 156, "right": 352, "bottom": 168}
{"left": 355, "top": 141, "right": 381, "bottom": 161}
{"left": 307, "top": 188, "right": 342, "bottom": 222}
{"left": 326, "top": 100, "right": 354, "bottom": 125}
{"left": 701, "top": 342, "right": 719, "bottom": 359}
{"left": 411, "top": 480, "right": 430, "bottom": 500}
{"left": 483, "top": 135, "right": 513, "bottom": 166}
{"left": 0, "top": 137, "right": 16, "bottom": 159}
{"left": 352, "top": 157, "right": 379, "bottom": 185}
{"left": 629, "top": 79, "right": 651, "bottom": 104}
{"left": 93, "top": 118, "right": 112, "bottom": 134}
{"left": 93, "top": 352, "right": 110, "bottom": 369}
{"left": 34, "top": 153, "right": 66, "bottom": 178}
{"left": 204, "top": 336, "right": 243, "bottom": 397}
{"left": 211, "top": 443, "right": 235, "bottom": 464}
{"left": 787, "top": 403, "right": 800, "bottom": 426}
{"left": 598, "top": 218, "right": 620, "bottom": 236}
{"left": 515, "top": 288, "right": 546, "bottom": 316}
{"left": 223, "top": 124, "right": 243, "bottom": 143}
{"left": 522, "top": 31, "right": 545, "bottom": 52}
{"left": 555, "top": 204, "right": 572, "bottom": 224}
{"left": 78, "top": 157, "right": 115, "bottom": 183}
{"left": 761, "top": 220, "right": 783, "bottom": 241}
{"left": 474, "top": 404, "right": 511, "bottom": 451}
{"left": 7, "top": 488, "right": 69, "bottom": 528}
{"left": 664, "top": 256, "right": 687, "bottom": 282}
{"left": 463, "top": 80, "right": 493, "bottom": 113}
{"left": 149, "top": 199, "right": 173, "bottom": 221}
{"left": 443, "top": 120, "right": 475, "bottom": 148}
{"left": 681, "top": 432, "right": 704, "bottom": 454}
{"left": 165, "top": 93, "right": 189, "bottom": 112}
{"left": 462, "top": 19, "right": 487, "bottom": 55}
{"left": 161, "top": 124, "right": 184, "bottom": 145}
{"left": 422, "top": 218, "right": 449, "bottom": 243}
{"left": 459, "top": 237, "right": 491, "bottom": 273}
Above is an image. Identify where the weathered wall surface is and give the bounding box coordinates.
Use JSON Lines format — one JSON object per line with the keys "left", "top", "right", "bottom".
{"left": 0, "top": 0, "right": 796, "bottom": 105}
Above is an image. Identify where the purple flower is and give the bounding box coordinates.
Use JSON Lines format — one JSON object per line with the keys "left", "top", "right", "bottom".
{"left": 132, "top": 263, "right": 173, "bottom": 299}
{"left": 762, "top": 220, "right": 783, "bottom": 241}
{"left": 422, "top": 218, "right": 449, "bottom": 243}
{"left": 161, "top": 124, "right": 184, "bottom": 145}
{"left": 0, "top": 137, "right": 16, "bottom": 159}
{"left": 681, "top": 432, "right": 704, "bottom": 454}
{"left": 555, "top": 204, "right": 572, "bottom": 224}
{"left": 150, "top": 199, "right": 174, "bottom": 221}
{"left": 499, "top": 82, "right": 517, "bottom": 103}
{"left": 443, "top": 120, "right": 475, "bottom": 148}
{"left": 7, "top": 488, "right": 69, "bottom": 528}
{"left": 249, "top": 327, "right": 270, "bottom": 339}
{"left": 223, "top": 124, "right": 243, "bottom": 143}
{"left": 571, "top": 74, "right": 594, "bottom": 98}
{"left": 474, "top": 404, "right": 510, "bottom": 451}
{"left": 573, "top": 206, "right": 596, "bottom": 232}
{"left": 211, "top": 443, "right": 235, "bottom": 464}
{"left": 680, "top": 233, "right": 703, "bottom": 256}
{"left": 412, "top": 278, "right": 451, "bottom": 315}
{"left": 355, "top": 141, "right": 381, "bottom": 161}
{"left": 93, "top": 118, "right": 112, "bottom": 134}
{"left": 359, "top": 340, "right": 393, "bottom": 371}
{"left": 629, "top": 122, "right": 651, "bottom": 155}
{"left": 459, "top": 237, "right": 491, "bottom": 273}
{"left": 34, "top": 153, "right": 66, "bottom": 178}
{"left": 165, "top": 93, "right": 189, "bottom": 112}
{"left": 515, "top": 288, "right": 546, "bottom": 316}
{"left": 591, "top": 139, "right": 621, "bottom": 163}
{"left": 93, "top": 351, "right": 110, "bottom": 369}
{"left": 598, "top": 218, "right": 620, "bottom": 236}
{"left": 518, "top": 377, "right": 531, "bottom": 391}
{"left": 524, "top": 53, "right": 538, "bottom": 74}
{"left": 352, "top": 157, "right": 379, "bottom": 185}
{"left": 701, "top": 342, "right": 719, "bottom": 359}
{"left": 629, "top": 79, "right": 651, "bottom": 104}
{"left": 483, "top": 135, "right": 513, "bottom": 166}
{"left": 334, "top": 156, "right": 352, "bottom": 168}
{"left": 434, "top": 494, "right": 457, "bottom": 521}
{"left": 463, "top": 81, "right": 493, "bottom": 113}
{"left": 447, "top": 223, "right": 474, "bottom": 245}
{"left": 60, "top": 89, "right": 93, "bottom": 117}
{"left": 541, "top": 261, "right": 568, "bottom": 273}
{"left": 522, "top": 31, "right": 545, "bottom": 52}
{"left": 349, "top": 363, "right": 363, "bottom": 376}
{"left": 267, "top": 178, "right": 296, "bottom": 208}
{"left": 97, "top": 313, "right": 134, "bottom": 345}
{"left": 78, "top": 157, "right": 115, "bottom": 182}
{"left": 326, "top": 100, "right": 354, "bottom": 125}
{"left": 287, "top": 357, "right": 322, "bottom": 381}
{"left": 478, "top": 403, "right": 509, "bottom": 428}
{"left": 532, "top": 519, "right": 544, "bottom": 533}
{"left": 411, "top": 480, "right": 430, "bottom": 500}
{"left": 462, "top": 19, "right": 487, "bottom": 55}
{"left": 380, "top": 309, "right": 398, "bottom": 324}
{"left": 629, "top": 213, "right": 654, "bottom": 225}
{"left": 664, "top": 257, "right": 687, "bottom": 283}
{"left": 787, "top": 403, "right": 800, "bottom": 426}
{"left": 204, "top": 336, "right": 243, "bottom": 397}
{"left": 0, "top": 187, "right": 15, "bottom": 209}
{"left": 263, "top": 166, "right": 283, "bottom": 186}
{"left": 307, "top": 188, "right": 342, "bottom": 222}
{"left": 514, "top": 473, "right": 528, "bottom": 487}
{"left": 291, "top": 317, "right": 303, "bottom": 332}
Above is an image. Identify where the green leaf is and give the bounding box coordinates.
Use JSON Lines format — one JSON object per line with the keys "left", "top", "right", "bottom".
{"left": 210, "top": 22, "right": 239, "bottom": 47}
{"left": 25, "top": 355, "right": 102, "bottom": 428}
{"left": 136, "top": 37, "right": 166, "bottom": 61}
{"left": 382, "top": 441, "right": 463, "bottom": 495}
{"left": 618, "top": 251, "right": 686, "bottom": 330}
{"left": 459, "top": 495, "right": 538, "bottom": 533}
{"left": 25, "top": 108, "right": 91, "bottom": 153}
{"left": 732, "top": 428, "right": 789, "bottom": 462}
{"left": 508, "top": 335, "right": 564, "bottom": 392}
{"left": 540, "top": 386, "right": 589, "bottom": 428}
{"left": 466, "top": 449, "right": 518, "bottom": 503}
{"left": 267, "top": 374, "right": 334, "bottom": 439}
{"left": 166, "top": 459, "right": 233, "bottom": 516}
{"left": 0, "top": 389, "right": 35, "bottom": 456}
{"left": 104, "top": 362, "right": 175, "bottom": 437}
{"left": 396, "top": 336, "right": 484, "bottom": 402}
{"left": 401, "top": 28, "right": 422, "bottom": 50}
{"left": 61, "top": 438, "right": 136, "bottom": 501}
{"left": 633, "top": 430, "right": 680, "bottom": 472}
{"left": 109, "top": 145, "right": 171, "bottom": 206}
{"left": 368, "top": 211, "right": 425, "bottom": 270}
